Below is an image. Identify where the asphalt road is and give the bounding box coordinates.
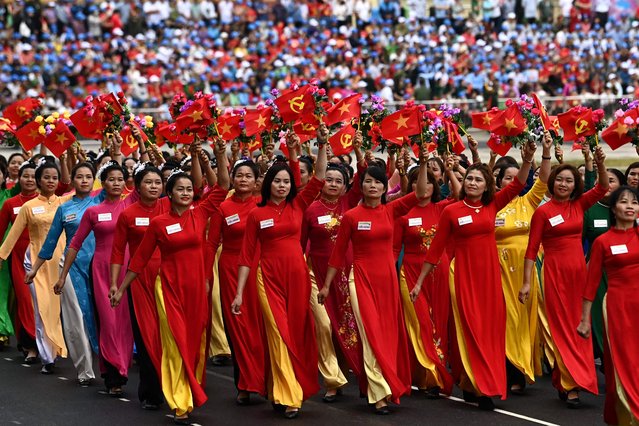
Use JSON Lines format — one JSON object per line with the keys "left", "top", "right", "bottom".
{"left": 0, "top": 345, "right": 606, "bottom": 426}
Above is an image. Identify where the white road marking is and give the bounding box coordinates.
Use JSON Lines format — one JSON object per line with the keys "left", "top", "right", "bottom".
{"left": 118, "top": 398, "right": 130, "bottom": 402}
{"left": 4, "top": 357, "right": 13, "bottom": 361}
{"left": 20, "top": 364, "right": 30, "bottom": 368}
{"left": 57, "top": 377, "right": 69, "bottom": 381}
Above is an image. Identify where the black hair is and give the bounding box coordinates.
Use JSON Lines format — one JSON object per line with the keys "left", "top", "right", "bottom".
{"left": 625, "top": 162, "right": 639, "bottom": 180}
{"left": 339, "top": 154, "right": 353, "bottom": 165}
{"left": 35, "top": 161, "right": 60, "bottom": 189}
{"left": 360, "top": 165, "right": 388, "bottom": 204}
{"left": 326, "top": 163, "right": 349, "bottom": 186}
{"left": 99, "top": 161, "right": 126, "bottom": 182}
{"left": 548, "top": 164, "right": 584, "bottom": 200}
{"left": 608, "top": 186, "right": 639, "bottom": 226}
{"left": 7, "top": 152, "right": 26, "bottom": 167}
{"left": 407, "top": 167, "right": 441, "bottom": 202}
{"left": 299, "top": 155, "right": 314, "bottom": 175}
{"left": 426, "top": 157, "right": 445, "bottom": 182}
{"left": 166, "top": 171, "right": 194, "bottom": 196}
{"left": 496, "top": 163, "right": 520, "bottom": 189}
{"left": 494, "top": 155, "right": 519, "bottom": 171}
{"left": 71, "top": 162, "right": 96, "bottom": 180}
{"left": 607, "top": 168, "right": 627, "bottom": 187}
{"left": 258, "top": 162, "right": 297, "bottom": 207}
{"left": 232, "top": 160, "right": 260, "bottom": 180}
{"left": 134, "top": 165, "right": 162, "bottom": 189}
{"left": 0, "top": 161, "right": 6, "bottom": 190}
{"left": 18, "top": 160, "right": 36, "bottom": 178}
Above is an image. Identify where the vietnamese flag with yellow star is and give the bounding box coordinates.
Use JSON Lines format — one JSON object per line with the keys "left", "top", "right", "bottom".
{"left": 325, "top": 94, "right": 361, "bottom": 126}
{"left": 379, "top": 107, "right": 421, "bottom": 145}
{"left": 444, "top": 119, "right": 465, "bottom": 154}
{"left": 531, "top": 93, "right": 554, "bottom": 131}
{"left": 43, "top": 122, "right": 76, "bottom": 157}
{"left": 216, "top": 113, "right": 242, "bottom": 141}
{"left": 69, "top": 107, "right": 105, "bottom": 140}
{"left": 15, "top": 121, "right": 45, "bottom": 150}
{"left": 557, "top": 106, "right": 596, "bottom": 142}
{"left": 491, "top": 105, "right": 526, "bottom": 137}
{"left": 487, "top": 133, "right": 512, "bottom": 156}
{"left": 244, "top": 107, "right": 273, "bottom": 137}
{"left": 175, "top": 98, "right": 214, "bottom": 134}
{"left": 156, "top": 122, "right": 195, "bottom": 144}
{"left": 601, "top": 108, "right": 639, "bottom": 150}
{"left": 329, "top": 123, "right": 356, "bottom": 155}
{"left": 3, "top": 98, "right": 41, "bottom": 127}
{"left": 274, "top": 86, "right": 315, "bottom": 123}
{"left": 471, "top": 108, "right": 501, "bottom": 131}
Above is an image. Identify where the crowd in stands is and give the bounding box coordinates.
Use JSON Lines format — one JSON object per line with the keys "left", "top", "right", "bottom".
{"left": 0, "top": 0, "right": 638, "bottom": 115}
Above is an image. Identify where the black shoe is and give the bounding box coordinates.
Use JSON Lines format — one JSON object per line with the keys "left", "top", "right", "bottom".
{"left": 375, "top": 405, "right": 390, "bottom": 415}
{"left": 424, "top": 386, "right": 441, "bottom": 399}
{"left": 566, "top": 397, "right": 581, "bottom": 409}
{"left": 322, "top": 393, "right": 337, "bottom": 403}
{"left": 24, "top": 356, "right": 37, "bottom": 365}
{"left": 173, "top": 415, "right": 191, "bottom": 425}
{"left": 463, "top": 391, "right": 478, "bottom": 403}
{"left": 141, "top": 400, "right": 160, "bottom": 410}
{"left": 108, "top": 387, "right": 124, "bottom": 397}
{"left": 272, "top": 402, "right": 286, "bottom": 413}
{"left": 78, "top": 378, "right": 92, "bottom": 387}
{"left": 283, "top": 409, "right": 299, "bottom": 419}
{"left": 557, "top": 390, "right": 568, "bottom": 401}
{"left": 210, "top": 355, "right": 230, "bottom": 366}
{"left": 477, "top": 397, "right": 495, "bottom": 411}
{"left": 40, "top": 363, "right": 54, "bottom": 375}
{"left": 510, "top": 383, "right": 526, "bottom": 395}
{"left": 236, "top": 393, "right": 250, "bottom": 406}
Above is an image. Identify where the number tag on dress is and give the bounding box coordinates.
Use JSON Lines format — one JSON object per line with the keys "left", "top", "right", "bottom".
{"left": 135, "top": 217, "right": 150, "bottom": 227}
{"left": 495, "top": 218, "right": 506, "bottom": 227}
{"left": 166, "top": 223, "right": 182, "bottom": 235}
{"left": 610, "top": 244, "right": 628, "bottom": 255}
{"left": 357, "top": 221, "right": 372, "bottom": 231}
{"left": 225, "top": 214, "right": 240, "bottom": 226}
{"left": 260, "top": 219, "right": 274, "bottom": 229}
{"left": 549, "top": 214, "right": 564, "bottom": 227}
{"left": 593, "top": 219, "right": 608, "bottom": 228}
{"left": 64, "top": 213, "right": 77, "bottom": 222}
{"left": 12, "top": 207, "right": 20, "bottom": 215}
{"left": 458, "top": 215, "right": 473, "bottom": 226}
{"left": 31, "top": 206, "right": 45, "bottom": 215}
{"left": 408, "top": 217, "right": 422, "bottom": 227}
{"left": 317, "top": 215, "right": 331, "bottom": 225}
{"left": 98, "top": 213, "right": 112, "bottom": 222}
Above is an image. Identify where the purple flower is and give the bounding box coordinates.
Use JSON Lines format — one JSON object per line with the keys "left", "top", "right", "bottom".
{"left": 620, "top": 98, "right": 629, "bottom": 105}
{"left": 629, "top": 100, "right": 639, "bottom": 110}
{"left": 239, "top": 121, "right": 246, "bottom": 129}
{"left": 370, "top": 95, "right": 382, "bottom": 104}
{"left": 265, "top": 98, "right": 274, "bottom": 106}
{"left": 271, "top": 88, "right": 280, "bottom": 97}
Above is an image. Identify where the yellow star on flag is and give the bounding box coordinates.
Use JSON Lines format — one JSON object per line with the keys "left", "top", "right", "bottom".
{"left": 505, "top": 118, "right": 517, "bottom": 133}
{"left": 256, "top": 115, "right": 267, "bottom": 128}
{"left": 191, "top": 109, "right": 204, "bottom": 122}
{"left": 56, "top": 133, "right": 67, "bottom": 144}
{"left": 28, "top": 129, "right": 39, "bottom": 140}
{"left": 219, "top": 122, "right": 232, "bottom": 135}
{"left": 338, "top": 103, "right": 351, "bottom": 115}
{"left": 614, "top": 123, "right": 629, "bottom": 138}
{"left": 482, "top": 115, "right": 492, "bottom": 126}
{"left": 394, "top": 114, "right": 409, "bottom": 130}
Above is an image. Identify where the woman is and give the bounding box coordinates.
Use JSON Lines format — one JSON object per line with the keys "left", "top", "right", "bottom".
{"left": 582, "top": 168, "right": 625, "bottom": 360}
{"left": 110, "top": 164, "right": 170, "bottom": 409}
{"left": 0, "top": 161, "right": 38, "bottom": 359}
{"left": 301, "top": 151, "right": 366, "bottom": 402}
{"left": 207, "top": 159, "right": 267, "bottom": 405}
{"left": 412, "top": 141, "right": 537, "bottom": 411}
{"left": 393, "top": 156, "right": 459, "bottom": 399}
{"left": 111, "top": 140, "right": 230, "bottom": 425}
{"left": 319, "top": 145, "right": 430, "bottom": 415}
{"left": 625, "top": 161, "right": 639, "bottom": 189}
{"left": 5, "top": 153, "right": 26, "bottom": 189}
{"left": 521, "top": 146, "right": 608, "bottom": 407}
{"left": 232, "top": 130, "right": 327, "bottom": 419}
{"left": 24, "top": 163, "right": 102, "bottom": 386}
{"left": 578, "top": 186, "right": 639, "bottom": 425}
{"left": 494, "top": 131, "right": 552, "bottom": 393}
{"left": 0, "top": 160, "right": 71, "bottom": 373}
{"left": 60, "top": 162, "right": 135, "bottom": 395}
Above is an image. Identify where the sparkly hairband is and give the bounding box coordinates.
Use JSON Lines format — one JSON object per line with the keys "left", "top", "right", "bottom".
{"left": 166, "top": 168, "right": 183, "bottom": 181}
{"left": 133, "top": 162, "right": 148, "bottom": 177}
{"left": 406, "top": 164, "right": 418, "bottom": 175}
{"left": 97, "top": 160, "right": 119, "bottom": 180}
{"left": 19, "top": 160, "right": 34, "bottom": 172}
{"left": 233, "top": 157, "right": 252, "bottom": 170}
{"left": 34, "top": 157, "right": 49, "bottom": 171}
{"left": 180, "top": 156, "right": 191, "bottom": 167}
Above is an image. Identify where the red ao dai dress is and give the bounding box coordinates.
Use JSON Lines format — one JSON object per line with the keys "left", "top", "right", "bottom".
{"left": 424, "top": 180, "right": 525, "bottom": 399}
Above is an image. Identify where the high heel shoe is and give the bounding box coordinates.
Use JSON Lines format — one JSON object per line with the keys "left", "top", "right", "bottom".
{"left": 236, "top": 392, "right": 250, "bottom": 406}
{"left": 283, "top": 408, "right": 299, "bottom": 419}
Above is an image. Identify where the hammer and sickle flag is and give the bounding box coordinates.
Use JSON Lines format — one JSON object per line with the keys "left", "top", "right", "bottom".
{"left": 557, "top": 106, "right": 596, "bottom": 142}
{"left": 119, "top": 122, "right": 149, "bottom": 156}
{"left": 274, "top": 86, "right": 315, "bottom": 123}
{"left": 3, "top": 98, "right": 41, "bottom": 127}
{"left": 329, "top": 124, "right": 356, "bottom": 155}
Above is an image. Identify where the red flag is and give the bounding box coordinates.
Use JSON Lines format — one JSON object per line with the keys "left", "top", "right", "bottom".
{"left": 531, "top": 93, "right": 553, "bottom": 131}
{"left": 156, "top": 122, "right": 194, "bottom": 144}
{"left": 471, "top": 109, "right": 501, "bottom": 131}
{"left": 325, "top": 94, "right": 362, "bottom": 126}
{"left": 3, "top": 98, "right": 41, "bottom": 127}
{"left": 244, "top": 107, "right": 273, "bottom": 137}
{"left": 293, "top": 120, "right": 319, "bottom": 144}
{"left": 243, "top": 138, "right": 262, "bottom": 153}
{"left": 487, "top": 133, "right": 512, "bottom": 156}
{"left": 549, "top": 115, "right": 561, "bottom": 135}
{"left": 379, "top": 107, "right": 421, "bottom": 145}
{"left": 557, "top": 106, "right": 596, "bottom": 142}
{"left": 120, "top": 122, "right": 148, "bottom": 156}
{"left": 329, "top": 124, "right": 356, "bottom": 155}
{"left": 175, "top": 98, "right": 213, "bottom": 133}
{"left": 491, "top": 105, "right": 526, "bottom": 137}
{"left": 70, "top": 108, "right": 105, "bottom": 140}
{"left": 216, "top": 114, "right": 242, "bottom": 141}
{"left": 601, "top": 109, "right": 638, "bottom": 150}
{"left": 44, "top": 122, "right": 76, "bottom": 157}
{"left": 0, "top": 117, "right": 16, "bottom": 135}
{"left": 97, "top": 93, "right": 124, "bottom": 115}
{"left": 274, "top": 86, "right": 315, "bottom": 123}
{"left": 15, "top": 121, "right": 45, "bottom": 151}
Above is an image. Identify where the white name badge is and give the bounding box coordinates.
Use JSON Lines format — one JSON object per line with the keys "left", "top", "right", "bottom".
{"left": 593, "top": 219, "right": 608, "bottom": 228}
{"left": 458, "top": 215, "right": 473, "bottom": 226}
{"left": 317, "top": 215, "right": 331, "bottom": 225}
{"left": 357, "top": 221, "right": 372, "bottom": 231}
{"left": 12, "top": 207, "right": 20, "bottom": 215}
{"left": 97, "top": 213, "right": 112, "bottom": 222}
{"left": 260, "top": 218, "right": 274, "bottom": 229}
{"left": 166, "top": 223, "right": 182, "bottom": 235}
{"left": 495, "top": 218, "right": 506, "bottom": 227}
{"left": 135, "top": 217, "right": 150, "bottom": 227}
{"left": 549, "top": 214, "right": 564, "bottom": 227}
{"left": 225, "top": 214, "right": 240, "bottom": 226}
{"left": 31, "top": 206, "right": 45, "bottom": 215}
{"left": 408, "top": 217, "right": 422, "bottom": 227}
{"left": 64, "top": 213, "right": 77, "bottom": 222}
{"left": 611, "top": 244, "right": 629, "bottom": 255}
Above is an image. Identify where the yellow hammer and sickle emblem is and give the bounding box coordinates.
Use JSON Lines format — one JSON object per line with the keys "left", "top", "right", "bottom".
{"left": 288, "top": 95, "right": 306, "bottom": 114}
{"left": 575, "top": 119, "right": 589, "bottom": 135}
{"left": 125, "top": 135, "right": 137, "bottom": 149}
{"left": 247, "top": 140, "right": 260, "bottom": 150}
{"left": 340, "top": 133, "right": 352, "bottom": 149}
{"left": 301, "top": 123, "right": 315, "bottom": 132}
{"left": 17, "top": 107, "right": 27, "bottom": 117}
